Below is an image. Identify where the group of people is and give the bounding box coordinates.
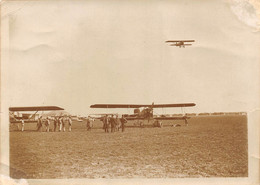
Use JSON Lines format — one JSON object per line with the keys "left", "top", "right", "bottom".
{"left": 36, "top": 116, "right": 73, "bottom": 132}
{"left": 102, "top": 115, "right": 127, "bottom": 133}
{"left": 15, "top": 115, "right": 128, "bottom": 132}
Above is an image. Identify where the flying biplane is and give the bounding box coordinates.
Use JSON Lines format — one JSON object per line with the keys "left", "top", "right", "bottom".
{"left": 90, "top": 103, "right": 196, "bottom": 127}
{"left": 165, "top": 40, "right": 195, "bottom": 48}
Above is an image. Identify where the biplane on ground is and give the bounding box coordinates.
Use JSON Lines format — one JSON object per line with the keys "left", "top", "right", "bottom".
{"left": 165, "top": 40, "right": 195, "bottom": 48}
{"left": 90, "top": 103, "right": 196, "bottom": 127}
{"left": 9, "top": 106, "right": 64, "bottom": 124}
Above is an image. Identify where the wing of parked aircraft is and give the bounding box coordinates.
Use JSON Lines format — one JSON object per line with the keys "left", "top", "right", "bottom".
{"left": 90, "top": 103, "right": 195, "bottom": 108}
{"left": 9, "top": 106, "right": 64, "bottom": 112}
{"left": 90, "top": 103, "right": 196, "bottom": 124}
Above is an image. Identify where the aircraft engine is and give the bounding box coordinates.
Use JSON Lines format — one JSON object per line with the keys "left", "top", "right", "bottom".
{"left": 134, "top": 108, "right": 140, "bottom": 114}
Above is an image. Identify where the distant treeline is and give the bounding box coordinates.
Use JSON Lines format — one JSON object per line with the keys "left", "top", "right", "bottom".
{"left": 154, "top": 112, "right": 247, "bottom": 117}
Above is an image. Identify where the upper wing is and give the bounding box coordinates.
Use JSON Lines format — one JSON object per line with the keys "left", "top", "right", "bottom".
{"left": 90, "top": 103, "right": 196, "bottom": 108}
{"left": 90, "top": 104, "right": 149, "bottom": 108}
{"left": 165, "top": 40, "right": 179, "bottom": 43}
{"left": 9, "top": 106, "right": 64, "bottom": 112}
{"left": 152, "top": 103, "right": 196, "bottom": 108}
{"left": 182, "top": 40, "right": 195, "bottom": 42}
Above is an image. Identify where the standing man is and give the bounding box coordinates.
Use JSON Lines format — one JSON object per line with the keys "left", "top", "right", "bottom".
{"left": 110, "top": 115, "right": 116, "bottom": 133}
{"left": 21, "top": 118, "right": 25, "bottom": 132}
{"left": 62, "top": 116, "right": 66, "bottom": 132}
{"left": 120, "top": 115, "right": 127, "bottom": 132}
{"left": 86, "top": 116, "right": 91, "bottom": 131}
{"left": 37, "top": 116, "right": 43, "bottom": 131}
{"left": 103, "top": 115, "right": 109, "bottom": 133}
{"left": 58, "top": 117, "right": 63, "bottom": 132}
{"left": 184, "top": 115, "right": 188, "bottom": 126}
{"left": 101, "top": 116, "right": 105, "bottom": 130}
{"left": 45, "top": 117, "right": 50, "bottom": 132}
{"left": 53, "top": 116, "right": 58, "bottom": 132}
{"left": 115, "top": 115, "right": 120, "bottom": 131}
{"left": 88, "top": 116, "right": 94, "bottom": 131}
{"left": 68, "top": 116, "right": 72, "bottom": 132}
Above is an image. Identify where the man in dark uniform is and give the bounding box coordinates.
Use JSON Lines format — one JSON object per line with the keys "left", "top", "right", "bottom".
{"left": 184, "top": 115, "right": 188, "bottom": 126}
{"left": 110, "top": 115, "right": 115, "bottom": 133}
{"left": 86, "top": 118, "right": 90, "bottom": 130}
{"left": 101, "top": 116, "right": 105, "bottom": 130}
{"left": 120, "top": 115, "right": 127, "bottom": 132}
{"left": 103, "top": 115, "right": 109, "bottom": 133}
{"left": 37, "top": 116, "right": 43, "bottom": 131}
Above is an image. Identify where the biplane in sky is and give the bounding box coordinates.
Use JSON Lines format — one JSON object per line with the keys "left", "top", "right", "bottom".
{"left": 9, "top": 106, "right": 64, "bottom": 123}
{"left": 90, "top": 103, "right": 196, "bottom": 126}
{"left": 165, "top": 40, "right": 195, "bottom": 48}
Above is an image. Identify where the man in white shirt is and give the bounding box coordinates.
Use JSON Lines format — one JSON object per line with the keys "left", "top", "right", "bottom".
{"left": 45, "top": 117, "right": 51, "bottom": 132}
{"left": 68, "top": 116, "right": 72, "bottom": 132}
{"left": 21, "top": 119, "right": 25, "bottom": 132}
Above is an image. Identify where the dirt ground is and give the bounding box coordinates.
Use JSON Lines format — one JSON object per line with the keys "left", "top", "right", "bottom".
{"left": 10, "top": 115, "right": 248, "bottom": 179}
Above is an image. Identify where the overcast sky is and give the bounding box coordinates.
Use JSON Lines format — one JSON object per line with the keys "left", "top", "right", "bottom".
{"left": 3, "top": 0, "right": 260, "bottom": 115}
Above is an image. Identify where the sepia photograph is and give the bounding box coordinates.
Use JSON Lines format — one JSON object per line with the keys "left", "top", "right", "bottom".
{"left": 1, "top": 0, "right": 259, "bottom": 184}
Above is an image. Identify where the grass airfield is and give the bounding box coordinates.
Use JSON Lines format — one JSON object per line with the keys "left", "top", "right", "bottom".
{"left": 10, "top": 115, "right": 247, "bottom": 178}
